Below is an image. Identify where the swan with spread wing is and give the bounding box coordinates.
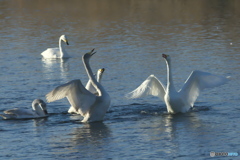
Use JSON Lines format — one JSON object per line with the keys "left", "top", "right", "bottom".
{"left": 126, "top": 54, "right": 229, "bottom": 113}
{"left": 68, "top": 68, "right": 105, "bottom": 114}
{"left": 46, "top": 49, "right": 111, "bottom": 122}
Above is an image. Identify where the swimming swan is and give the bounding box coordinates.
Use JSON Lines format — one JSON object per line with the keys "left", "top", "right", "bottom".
{"left": 126, "top": 54, "right": 229, "bottom": 113}
{"left": 68, "top": 68, "right": 105, "bottom": 114}
{"left": 0, "top": 99, "right": 48, "bottom": 119}
{"left": 41, "top": 35, "right": 70, "bottom": 58}
{"left": 46, "top": 49, "right": 111, "bottom": 122}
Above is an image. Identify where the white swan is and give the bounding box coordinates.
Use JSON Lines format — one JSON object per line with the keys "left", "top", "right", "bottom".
{"left": 46, "top": 49, "right": 111, "bottom": 122}
{"left": 85, "top": 68, "right": 105, "bottom": 95}
{"left": 68, "top": 68, "right": 105, "bottom": 114}
{"left": 41, "top": 35, "right": 70, "bottom": 58}
{"left": 0, "top": 99, "right": 48, "bottom": 119}
{"left": 126, "top": 54, "right": 229, "bottom": 114}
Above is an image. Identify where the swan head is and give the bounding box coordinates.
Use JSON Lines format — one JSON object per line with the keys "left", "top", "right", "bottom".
{"left": 83, "top": 48, "right": 96, "bottom": 61}
{"left": 60, "top": 35, "right": 69, "bottom": 45}
{"left": 98, "top": 68, "right": 105, "bottom": 74}
{"left": 32, "top": 99, "right": 48, "bottom": 115}
{"left": 96, "top": 68, "right": 105, "bottom": 82}
{"left": 162, "top": 54, "right": 171, "bottom": 62}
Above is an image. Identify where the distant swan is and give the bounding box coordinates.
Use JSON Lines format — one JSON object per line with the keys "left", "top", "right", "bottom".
{"left": 41, "top": 35, "right": 70, "bottom": 58}
{"left": 68, "top": 68, "right": 105, "bottom": 114}
{"left": 0, "top": 99, "right": 48, "bottom": 119}
{"left": 126, "top": 54, "right": 229, "bottom": 113}
{"left": 46, "top": 49, "right": 111, "bottom": 122}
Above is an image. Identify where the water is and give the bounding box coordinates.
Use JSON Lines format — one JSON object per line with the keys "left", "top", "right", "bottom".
{"left": 0, "top": 0, "right": 240, "bottom": 159}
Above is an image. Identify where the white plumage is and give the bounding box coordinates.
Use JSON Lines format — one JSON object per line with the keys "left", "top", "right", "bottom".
{"left": 85, "top": 68, "right": 105, "bottom": 95}
{"left": 46, "top": 49, "right": 111, "bottom": 122}
{"left": 41, "top": 35, "right": 70, "bottom": 58}
{"left": 126, "top": 54, "right": 229, "bottom": 113}
{"left": 0, "top": 99, "right": 48, "bottom": 119}
{"left": 68, "top": 68, "right": 105, "bottom": 114}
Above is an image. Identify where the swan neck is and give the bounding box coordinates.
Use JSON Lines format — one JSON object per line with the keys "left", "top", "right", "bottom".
{"left": 97, "top": 72, "right": 102, "bottom": 83}
{"left": 32, "top": 103, "right": 45, "bottom": 116}
{"left": 59, "top": 38, "right": 65, "bottom": 58}
{"left": 166, "top": 60, "right": 175, "bottom": 91}
{"left": 83, "top": 57, "right": 103, "bottom": 96}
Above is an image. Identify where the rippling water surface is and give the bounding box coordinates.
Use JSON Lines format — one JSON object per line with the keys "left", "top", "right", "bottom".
{"left": 0, "top": 0, "right": 240, "bottom": 159}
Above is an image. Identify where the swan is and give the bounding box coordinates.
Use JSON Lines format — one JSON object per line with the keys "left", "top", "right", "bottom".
{"left": 85, "top": 68, "right": 105, "bottom": 95}
{"left": 45, "top": 49, "right": 111, "bottom": 122}
{"left": 126, "top": 54, "right": 229, "bottom": 114}
{"left": 68, "top": 68, "right": 105, "bottom": 114}
{"left": 0, "top": 99, "right": 48, "bottom": 119}
{"left": 41, "top": 35, "right": 70, "bottom": 58}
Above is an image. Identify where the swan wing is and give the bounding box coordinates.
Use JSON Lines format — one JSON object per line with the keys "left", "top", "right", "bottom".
{"left": 125, "top": 75, "right": 166, "bottom": 102}
{"left": 46, "top": 79, "right": 96, "bottom": 116}
{"left": 179, "top": 70, "right": 229, "bottom": 107}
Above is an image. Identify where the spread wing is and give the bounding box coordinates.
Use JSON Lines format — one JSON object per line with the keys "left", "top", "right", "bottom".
{"left": 125, "top": 75, "right": 166, "bottom": 102}
{"left": 179, "top": 70, "right": 229, "bottom": 107}
{"left": 46, "top": 79, "right": 96, "bottom": 116}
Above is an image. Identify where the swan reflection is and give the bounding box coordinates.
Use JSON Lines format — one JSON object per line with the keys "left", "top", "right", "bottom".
{"left": 41, "top": 58, "right": 70, "bottom": 81}
{"left": 70, "top": 122, "right": 111, "bottom": 146}
{"left": 33, "top": 117, "right": 48, "bottom": 127}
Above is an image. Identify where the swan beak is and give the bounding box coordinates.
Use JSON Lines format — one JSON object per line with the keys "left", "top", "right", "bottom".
{"left": 162, "top": 54, "right": 168, "bottom": 58}
{"left": 66, "top": 40, "right": 69, "bottom": 45}
{"left": 99, "top": 68, "right": 105, "bottom": 73}
{"left": 89, "top": 48, "right": 96, "bottom": 56}
{"left": 39, "top": 102, "right": 48, "bottom": 115}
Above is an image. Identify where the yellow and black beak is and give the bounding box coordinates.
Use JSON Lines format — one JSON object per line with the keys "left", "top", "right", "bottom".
{"left": 99, "top": 68, "right": 105, "bottom": 73}
{"left": 64, "top": 39, "right": 69, "bottom": 45}
{"left": 63, "top": 39, "right": 69, "bottom": 45}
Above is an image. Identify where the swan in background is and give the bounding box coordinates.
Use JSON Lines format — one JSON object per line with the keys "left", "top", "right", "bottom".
{"left": 41, "top": 35, "right": 70, "bottom": 58}
{"left": 68, "top": 68, "right": 105, "bottom": 114}
{"left": 46, "top": 49, "right": 111, "bottom": 122}
{"left": 0, "top": 99, "right": 48, "bottom": 119}
{"left": 126, "top": 54, "right": 229, "bottom": 114}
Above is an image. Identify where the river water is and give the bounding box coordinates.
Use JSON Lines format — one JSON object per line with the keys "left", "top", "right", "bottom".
{"left": 0, "top": 0, "right": 239, "bottom": 159}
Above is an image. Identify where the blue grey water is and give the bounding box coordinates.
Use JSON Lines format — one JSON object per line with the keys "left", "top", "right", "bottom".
{"left": 0, "top": 0, "right": 239, "bottom": 159}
